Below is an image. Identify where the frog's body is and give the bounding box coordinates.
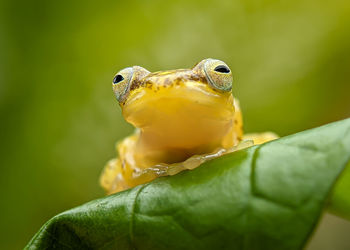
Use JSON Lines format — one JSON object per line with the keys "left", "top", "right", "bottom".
{"left": 100, "top": 59, "right": 277, "bottom": 194}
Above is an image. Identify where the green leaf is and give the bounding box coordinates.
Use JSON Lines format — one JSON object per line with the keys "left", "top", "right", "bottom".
{"left": 328, "top": 160, "right": 350, "bottom": 220}
{"left": 26, "top": 119, "right": 350, "bottom": 250}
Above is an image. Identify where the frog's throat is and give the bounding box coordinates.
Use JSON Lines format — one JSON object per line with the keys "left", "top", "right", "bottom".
{"left": 122, "top": 81, "right": 236, "bottom": 165}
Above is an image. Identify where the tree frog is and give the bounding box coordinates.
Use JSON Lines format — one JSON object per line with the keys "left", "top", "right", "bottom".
{"left": 100, "top": 59, "right": 277, "bottom": 194}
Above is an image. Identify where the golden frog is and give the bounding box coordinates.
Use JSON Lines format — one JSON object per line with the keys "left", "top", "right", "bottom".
{"left": 100, "top": 58, "right": 277, "bottom": 194}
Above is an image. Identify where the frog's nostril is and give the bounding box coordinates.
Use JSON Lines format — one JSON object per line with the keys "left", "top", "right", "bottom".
{"left": 113, "top": 74, "right": 124, "bottom": 84}
{"left": 214, "top": 65, "right": 230, "bottom": 74}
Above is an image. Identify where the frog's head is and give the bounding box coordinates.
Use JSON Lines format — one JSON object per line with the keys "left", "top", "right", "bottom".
{"left": 112, "top": 58, "right": 236, "bottom": 150}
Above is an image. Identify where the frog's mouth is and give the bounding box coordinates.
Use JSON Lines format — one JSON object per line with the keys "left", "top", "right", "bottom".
{"left": 122, "top": 81, "right": 235, "bottom": 151}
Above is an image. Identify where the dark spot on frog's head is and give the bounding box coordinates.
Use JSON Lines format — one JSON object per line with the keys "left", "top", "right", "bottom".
{"left": 121, "top": 160, "right": 126, "bottom": 169}
{"left": 129, "top": 79, "right": 139, "bottom": 91}
{"left": 163, "top": 77, "right": 171, "bottom": 86}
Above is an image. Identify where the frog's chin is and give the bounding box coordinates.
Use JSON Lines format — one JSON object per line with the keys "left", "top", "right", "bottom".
{"left": 122, "top": 81, "right": 235, "bottom": 150}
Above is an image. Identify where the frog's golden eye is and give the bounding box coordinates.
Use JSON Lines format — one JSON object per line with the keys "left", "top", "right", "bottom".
{"left": 112, "top": 66, "right": 150, "bottom": 103}
{"left": 112, "top": 67, "right": 133, "bottom": 103}
{"left": 204, "top": 59, "right": 233, "bottom": 92}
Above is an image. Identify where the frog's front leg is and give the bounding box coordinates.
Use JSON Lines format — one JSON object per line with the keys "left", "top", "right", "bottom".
{"left": 100, "top": 158, "right": 125, "bottom": 194}
{"left": 100, "top": 133, "right": 142, "bottom": 194}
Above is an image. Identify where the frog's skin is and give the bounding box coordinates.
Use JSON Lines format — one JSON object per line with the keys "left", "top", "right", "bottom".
{"left": 100, "top": 59, "right": 277, "bottom": 194}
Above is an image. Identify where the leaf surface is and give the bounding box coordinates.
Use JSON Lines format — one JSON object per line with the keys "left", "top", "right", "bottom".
{"left": 26, "top": 118, "right": 350, "bottom": 250}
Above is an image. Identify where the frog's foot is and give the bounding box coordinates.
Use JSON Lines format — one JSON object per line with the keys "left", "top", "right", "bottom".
{"left": 243, "top": 132, "right": 279, "bottom": 145}
{"left": 135, "top": 139, "right": 254, "bottom": 178}
{"left": 100, "top": 158, "right": 129, "bottom": 194}
{"left": 100, "top": 140, "right": 254, "bottom": 194}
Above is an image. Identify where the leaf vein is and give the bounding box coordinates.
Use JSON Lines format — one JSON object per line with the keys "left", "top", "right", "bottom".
{"left": 129, "top": 183, "right": 150, "bottom": 249}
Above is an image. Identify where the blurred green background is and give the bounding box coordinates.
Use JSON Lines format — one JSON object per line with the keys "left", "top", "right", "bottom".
{"left": 0, "top": 0, "right": 350, "bottom": 249}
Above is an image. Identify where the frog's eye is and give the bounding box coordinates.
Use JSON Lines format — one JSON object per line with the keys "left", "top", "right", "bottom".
{"left": 112, "top": 66, "right": 150, "bottom": 103}
{"left": 112, "top": 67, "right": 134, "bottom": 103}
{"left": 203, "top": 59, "right": 233, "bottom": 92}
{"left": 113, "top": 74, "right": 124, "bottom": 84}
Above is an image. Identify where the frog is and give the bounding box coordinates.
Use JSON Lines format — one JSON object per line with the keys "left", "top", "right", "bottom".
{"left": 100, "top": 58, "right": 278, "bottom": 194}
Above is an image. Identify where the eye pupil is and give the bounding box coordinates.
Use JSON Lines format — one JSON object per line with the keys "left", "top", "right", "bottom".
{"left": 113, "top": 74, "right": 124, "bottom": 84}
{"left": 214, "top": 65, "right": 230, "bottom": 73}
